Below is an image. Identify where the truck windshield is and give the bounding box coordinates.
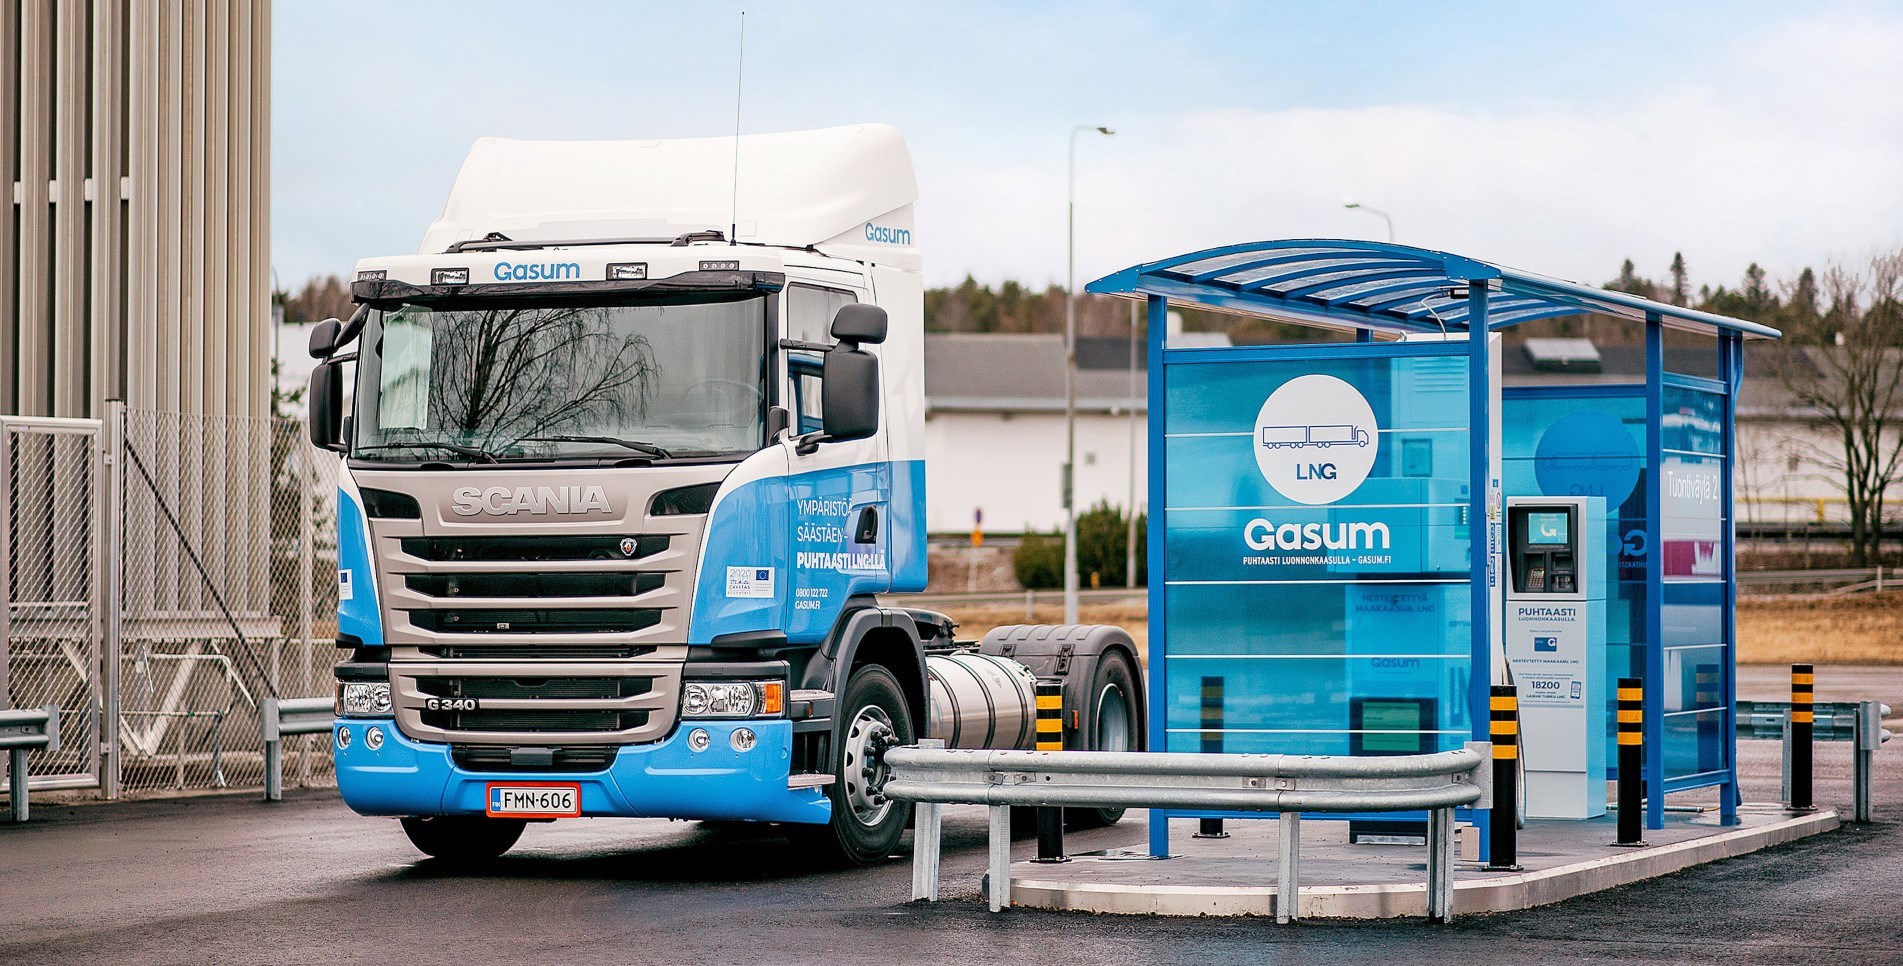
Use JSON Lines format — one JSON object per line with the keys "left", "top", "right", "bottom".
{"left": 350, "top": 292, "right": 768, "bottom": 462}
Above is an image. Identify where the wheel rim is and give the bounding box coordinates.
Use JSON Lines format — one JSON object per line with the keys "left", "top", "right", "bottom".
{"left": 1095, "top": 682, "right": 1132, "bottom": 753}
{"left": 842, "top": 704, "right": 897, "bottom": 826}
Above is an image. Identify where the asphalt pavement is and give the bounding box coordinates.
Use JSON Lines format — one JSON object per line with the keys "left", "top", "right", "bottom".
{"left": 1, "top": 667, "right": 1899, "bottom": 964}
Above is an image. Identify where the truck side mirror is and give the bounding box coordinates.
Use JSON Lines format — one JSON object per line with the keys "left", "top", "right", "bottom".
{"left": 309, "top": 362, "right": 345, "bottom": 451}
{"left": 815, "top": 345, "right": 879, "bottom": 448}
{"left": 309, "top": 318, "right": 343, "bottom": 358}
{"left": 830, "top": 304, "right": 887, "bottom": 345}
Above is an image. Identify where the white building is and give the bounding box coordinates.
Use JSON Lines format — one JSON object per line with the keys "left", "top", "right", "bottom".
{"left": 923, "top": 333, "right": 1149, "bottom": 534}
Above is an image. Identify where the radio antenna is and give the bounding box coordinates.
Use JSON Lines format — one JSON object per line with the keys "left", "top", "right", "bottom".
{"left": 730, "top": 10, "right": 746, "bottom": 243}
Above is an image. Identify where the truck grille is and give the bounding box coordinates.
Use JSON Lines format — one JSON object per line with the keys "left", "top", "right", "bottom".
{"left": 391, "top": 661, "right": 681, "bottom": 745}
{"left": 450, "top": 745, "right": 616, "bottom": 773}
{"left": 400, "top": 534, "right": 670, "bottom": 562}
{"left": 405, "top": 572, "right": 666, "bottom": 598}
{"left": 408, "top": 608, "right": 662, "bottom": 635}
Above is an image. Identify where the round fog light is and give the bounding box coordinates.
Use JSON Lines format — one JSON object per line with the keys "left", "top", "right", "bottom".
{"left": 365, "top": 726, "right": 385, "bottom": 751}
{"left": 730, "top": 728, "right": 757, "bottom": 752}
{"left": 687, "top": 728, "right": 712, "bottom": 752}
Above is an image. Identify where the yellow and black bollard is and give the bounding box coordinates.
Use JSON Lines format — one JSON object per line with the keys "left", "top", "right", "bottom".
{"left": 1033, "top": 681, "right": 1069, "bottom": 863}
{"left": 1615, "top": 677, "right": 1645, "bottom": 847}
{"left": 1486, "top": 685, "right": 1522, "bottom": 870}
{"left": 1791, "top": 663, "right": 1813, "bottom": 811}
{"left": 1195, "top": 675, "right": 1228, "bottom": 839}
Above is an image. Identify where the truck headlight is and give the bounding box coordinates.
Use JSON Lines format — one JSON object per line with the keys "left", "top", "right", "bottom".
{"left": 682, "top": 680, "right": 784, "bottom": 719}
{"left": 337, "top": 682, "right": 393, "bottom": 717}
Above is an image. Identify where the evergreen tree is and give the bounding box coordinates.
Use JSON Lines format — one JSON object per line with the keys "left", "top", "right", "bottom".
{"left": 1669, "top": 252, "right": 1689, "bottom": 307}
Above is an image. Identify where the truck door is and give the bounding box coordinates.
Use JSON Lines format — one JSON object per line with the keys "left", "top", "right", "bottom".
{"left": 783, "top": 282, "right": 890, "bottom": 643}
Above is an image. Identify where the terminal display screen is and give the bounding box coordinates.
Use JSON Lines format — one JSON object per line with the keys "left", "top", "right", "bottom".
{"left": 1351, "top": 698, "right": 1434, "bottom": 755}
{"left": 1525, "top": 511, "right": 1571, "bottom": 547}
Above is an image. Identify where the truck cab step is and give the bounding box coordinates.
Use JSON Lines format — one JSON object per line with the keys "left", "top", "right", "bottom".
{"left": 788, "top": 773, "right": 835, "bottom": 790}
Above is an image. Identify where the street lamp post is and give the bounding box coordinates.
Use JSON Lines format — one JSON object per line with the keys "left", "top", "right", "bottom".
{"left": 1343, "top": 200, "right": 1395, "bottom": 243}
{"left": 1065, "top": 124, "right": 1114, "bottom": 625}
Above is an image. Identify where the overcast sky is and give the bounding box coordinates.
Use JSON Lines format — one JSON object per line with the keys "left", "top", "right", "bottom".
{"left": 273, "top": 1, "right": 1903, "bottom": 295}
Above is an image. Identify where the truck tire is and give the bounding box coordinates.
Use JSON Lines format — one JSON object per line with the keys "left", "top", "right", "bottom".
{"left": 1068, "top": 648, "right": 1142, "bottom": 829}
{"left": 399, "top": 815, "right": 525, "bottom": 864}
{"left": 802, "top": 663, "right": 915, "bottom": 866}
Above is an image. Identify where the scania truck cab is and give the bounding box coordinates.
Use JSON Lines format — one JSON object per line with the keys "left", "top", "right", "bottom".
{"left": 309, "top": 125, "right": 1143, "bottom": 865}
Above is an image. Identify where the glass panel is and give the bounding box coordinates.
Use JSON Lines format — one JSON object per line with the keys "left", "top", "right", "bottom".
{"left": 1161, "top": 351, "right": 1472, "bottom": 757}
{"left": 1663, "top": 708, "right": 1729, "bottom": 779}
{"left": 1503, "top": 390, "right": 1651, "bottom": 766}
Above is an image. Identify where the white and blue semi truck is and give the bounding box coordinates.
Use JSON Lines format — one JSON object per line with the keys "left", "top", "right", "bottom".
{"left": 306, "top": 125, "right": 1143, "bottom": 865}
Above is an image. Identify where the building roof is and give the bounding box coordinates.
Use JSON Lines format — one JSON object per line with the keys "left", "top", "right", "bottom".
{"left": 1087, "top": 239, "right": 1782, "bottom": 341}
{"left": 924, "top": 333, "right": 1145, "bottom": 414}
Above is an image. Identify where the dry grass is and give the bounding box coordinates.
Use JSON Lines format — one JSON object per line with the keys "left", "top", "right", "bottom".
{"left": 1738, "top": 591, "right": 1903, "bottom": 665}
{"left": 942, "top": 594, "right": 1903, "bottom": 667}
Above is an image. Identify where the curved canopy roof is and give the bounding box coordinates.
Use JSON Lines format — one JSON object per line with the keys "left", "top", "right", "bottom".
{"left": 1086, "top": 239, "right": 1780, "bottom": 340}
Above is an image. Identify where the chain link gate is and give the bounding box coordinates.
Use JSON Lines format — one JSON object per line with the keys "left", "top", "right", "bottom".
{"left": 0, "top": 417, "right": 106, "bottom": 792}
{"left": 2, "top": 406, "right": 340, "bottom": 804}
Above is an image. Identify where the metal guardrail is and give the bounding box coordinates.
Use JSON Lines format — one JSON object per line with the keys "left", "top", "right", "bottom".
{"left": 1738, "top": 699, "right": 1892, "bottom": 822}
{"left": 883, "top": 740, "right": 1489, "bottom": 923}
{"left": 0, "top": 706, "right": 62, "bottom": 821}
{"left": 1735, "top": 567, "right": 1892, "bottom": 592}
{"left": 260, "top": 697, "right": 333, "bottom": 801}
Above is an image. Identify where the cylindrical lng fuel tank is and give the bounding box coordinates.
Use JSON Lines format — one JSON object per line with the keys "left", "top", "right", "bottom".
{"left": 925, "top": 651, "right": 1039, "bottom": 751}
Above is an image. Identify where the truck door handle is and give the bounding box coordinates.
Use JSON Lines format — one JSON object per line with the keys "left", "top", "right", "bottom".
{"left": 854, "top": 506, "right": 879, "bottom": 544}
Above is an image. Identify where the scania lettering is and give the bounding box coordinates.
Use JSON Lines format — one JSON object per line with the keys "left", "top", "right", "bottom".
{"left": 450, "top": 484, "right": 613, "bottom": 516}
{"left": 308, "top": 126, "right": 1144, "bottom": 866}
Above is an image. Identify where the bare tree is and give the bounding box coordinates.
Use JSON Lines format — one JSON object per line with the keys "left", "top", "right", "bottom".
{"left": 427, "top": 305, "right": 660, "bottom": 449}
{"left": 1771, "top": 251, "right": 1903, "bottom": 566}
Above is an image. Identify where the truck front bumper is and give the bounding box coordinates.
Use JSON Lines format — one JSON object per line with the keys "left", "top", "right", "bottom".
{"left": 333, "top": 718, "right": 831, "bottom": 825}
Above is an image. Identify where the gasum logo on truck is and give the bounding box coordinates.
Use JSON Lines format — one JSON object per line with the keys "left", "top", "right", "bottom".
{"left": 863, "top": 222, "right": 911, "bottom": 245}
{"left": 1252, "top": 374, "right": 1379, "bottom": 505}
{"left": 492, "top": 261, "right": 582, "bottom": 282}
{"left": 451, "top": 484, "right": 612, "bottom": 516}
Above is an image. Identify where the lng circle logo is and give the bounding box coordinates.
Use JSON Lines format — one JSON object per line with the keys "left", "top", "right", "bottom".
{"left": 1252, "top": 374, "right": 1379, "bottom": 505}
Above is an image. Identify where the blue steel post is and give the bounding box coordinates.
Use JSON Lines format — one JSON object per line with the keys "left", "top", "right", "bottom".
{"left": 1145, "top": 292, "right": 1171, "bottom": 858}
{"left": 1466, "top": 284, "right": 1493, "bottom": 863}
{"left": 1643, "top": 315, "right": 1666, "bottom": 830}
{"left": 1720, "top": 332, "right": 1744, "bottom": 824}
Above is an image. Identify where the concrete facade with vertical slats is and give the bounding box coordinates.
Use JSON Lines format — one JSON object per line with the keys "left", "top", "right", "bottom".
{"left": 3, "top": 0, "right": 270, "bottom": 419}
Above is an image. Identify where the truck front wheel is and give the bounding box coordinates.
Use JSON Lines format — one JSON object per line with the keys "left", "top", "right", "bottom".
{"left": 399, "top": 815, "right": 525, "bottom": 864}
{"left": 803, "top": 663, "right": 915, "bottom": 866}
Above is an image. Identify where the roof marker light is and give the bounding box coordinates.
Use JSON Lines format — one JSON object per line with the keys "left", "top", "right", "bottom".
{"left": 699, "top": 260, "right": 741, "bottom": 272}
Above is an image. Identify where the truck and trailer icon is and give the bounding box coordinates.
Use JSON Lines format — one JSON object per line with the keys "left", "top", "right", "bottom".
{"left": 1260, "top": 424, "right": 1372, "bottom": 449}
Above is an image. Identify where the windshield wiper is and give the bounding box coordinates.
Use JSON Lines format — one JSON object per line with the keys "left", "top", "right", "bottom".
{"left": 521, "top": 435, "right": 673, "bottom": 459}
{"left": 355, "top": 441, "right": 503, "bottom": 463}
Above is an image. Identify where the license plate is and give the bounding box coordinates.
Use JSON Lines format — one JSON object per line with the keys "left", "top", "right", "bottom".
{"left": 486, "top": 782, "right": 581, "bottom": 818}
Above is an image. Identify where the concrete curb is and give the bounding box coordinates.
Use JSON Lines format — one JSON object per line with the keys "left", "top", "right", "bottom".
{"left": 1012, "top": 810, "right": 1839, "bottom": 918}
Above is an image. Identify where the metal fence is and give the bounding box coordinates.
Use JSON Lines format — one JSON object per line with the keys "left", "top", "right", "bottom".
{"left": 1, "top": 405, "right": 338, "bottom": 803}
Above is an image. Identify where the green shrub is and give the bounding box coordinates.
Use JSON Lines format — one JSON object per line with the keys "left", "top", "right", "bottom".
{"left": 1011, "top": 501, "right": 1147, "bottom": 590}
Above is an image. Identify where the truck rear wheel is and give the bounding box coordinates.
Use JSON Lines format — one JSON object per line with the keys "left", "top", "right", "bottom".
{"left": 399, "top": 815, "right": 525, "bottom": 864}
{"left": 801, "top": 663, "right": 915, "bottom": 866}
{"left": 1069, "top": 648, "right": 1142, "bottom": 829}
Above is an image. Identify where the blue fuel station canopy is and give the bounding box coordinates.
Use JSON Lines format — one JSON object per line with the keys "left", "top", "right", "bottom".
{"left": 1089, "top": 239, "right": 1781, "bottom": 340}
{"left": 1088, "top": 239, "right": 1777, "bottom": 859}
